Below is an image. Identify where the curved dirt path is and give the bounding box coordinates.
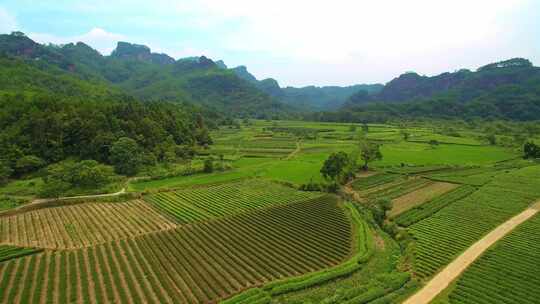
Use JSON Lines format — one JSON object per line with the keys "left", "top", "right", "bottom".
{"left": 285, "top": 140, "right": 301, "bottom": 160}
{"left": 30, "top": 188, "right": 126, "bottom": 205}
{"left": 403, "top": 202, "right": 540, "bottom": 304}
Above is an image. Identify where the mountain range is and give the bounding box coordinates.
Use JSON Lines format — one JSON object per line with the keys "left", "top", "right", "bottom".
{"left": 1, "top": 31, "right": 539, "bottom": 121}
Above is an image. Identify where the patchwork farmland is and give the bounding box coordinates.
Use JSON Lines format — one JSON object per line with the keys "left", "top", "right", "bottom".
{"left": 0, "top": 196, "right": 352, "bottom": 304}
{"left": 1, "top": 119, "right": 539, "bottom": 304}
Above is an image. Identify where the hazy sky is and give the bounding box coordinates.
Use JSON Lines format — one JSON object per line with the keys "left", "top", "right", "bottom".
{"left": 1, "top": 0, "right": 539, "bottom": 87}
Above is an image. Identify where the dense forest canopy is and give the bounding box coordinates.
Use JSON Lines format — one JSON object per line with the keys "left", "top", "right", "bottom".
{"left": 0, "top": 32, "right": 291, "bottom": 119}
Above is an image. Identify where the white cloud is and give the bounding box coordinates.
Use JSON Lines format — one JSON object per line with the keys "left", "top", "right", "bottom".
{"left": 160, "top": 0, "right": 533, "bottom": 85}
{"left": 188, "top": 0, "right": 523, "bottom": 61}
{"left": 0, "top": 7, "right": 18, "bottom": 34}
{"left": 29, "top": 28, "right": 126, "bottom": 55}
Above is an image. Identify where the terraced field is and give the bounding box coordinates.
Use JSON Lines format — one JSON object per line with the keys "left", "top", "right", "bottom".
{"left": 146, "top": 180, "right": 321, "bottom": 223}
{"left": 410, "top": 165, "right": 540, "bottom": 279}
{"left": 447, "top": 213, "right": 540, "bottom": 304}
{"left": 395, "top": 185, "right": 476, "bottom": 227}
{"left": 0, "top": 196, "right": 352, "bottom": 304}
{"left": 352, "top": 174, "right": 434, "bottom": 201}
{"left": 389, "top": 181, "right": 458, "bottom": 218}
{"left": 0, "top": 200, "right": 176, "bottom": 249}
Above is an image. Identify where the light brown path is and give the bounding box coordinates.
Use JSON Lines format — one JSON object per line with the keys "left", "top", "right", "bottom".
{"left": 285, "top": 140, "right": 301, "bottom": 160}
{"left": 403, "top": 203, "right": 540, "bottom": 304}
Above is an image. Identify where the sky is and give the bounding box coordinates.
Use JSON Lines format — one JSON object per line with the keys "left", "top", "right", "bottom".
{"left": 0, "top": 0, "right": 539, "bottom": 87}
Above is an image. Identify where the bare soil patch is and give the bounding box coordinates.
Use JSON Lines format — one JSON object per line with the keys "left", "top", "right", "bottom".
{"left": 389, "top": 182, "right": 458, "bottom": 218}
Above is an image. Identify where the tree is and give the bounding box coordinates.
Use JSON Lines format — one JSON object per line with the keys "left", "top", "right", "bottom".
{"left": 43, "top": 160, "right": 116, "bottom": 190}
{"left": 40, "top": 179, "right": 70, "bottom": 198}
{"left": 361, "top": 123, "right": 369, "bottom": 134}
{"left": 486, "top": 134, "right": 497, "bottom": 145}
{"left": 320, "top": 152, "right": 350, "bottom": 184}
{"left": 524, "top": 142, "right": 540, "bottom": 159}
{"left": 203, "top": 158, "right": 214, "bottom": 173}
{"left": 15, "top": 155, "right": 45, "bottom": 175}
{"left": 359, "top": 141, "right": 382, "bottom": 170}
{"left": 0, "top": 162, "right": 13, "bottom": 185}
{"left": 400, "top": 130, "right": 410, "bottom": 141}
{"left": 369, "top": 198, "right": 393, "bottom": 226}
{"left": 110, "top": 137, "right": 142, "bottom": 176}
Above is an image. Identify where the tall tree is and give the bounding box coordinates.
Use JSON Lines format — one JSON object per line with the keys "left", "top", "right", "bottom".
{"left": 359, "top": 141, "right": 382, "bottom": 170}
{"left": 110, "top": 137, "right": 142, "bottom": 176}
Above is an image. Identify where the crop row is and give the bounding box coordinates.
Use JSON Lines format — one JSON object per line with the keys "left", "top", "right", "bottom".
{"left": 395, "top": 185, "right": 476, "bottom": 227}
{"left": 0, "top": 195, "right": 351, "bottom": 304}
{"left": 0, "top": 245, "right": 42, "bottom": 263}
{"left": 351, "top": 173, "right": 400, "bottom": 191}
{"left": 426, "top": 166, "right": 504, "bottom": 186}
{"left": 0, "top": 200, "right": 176, "bottom": 249}
{"left": 146, "top": 179, "right": 320, "bottom": 222}
{"left": 365, "top": 178, "right": 433, "bottom": 200}
{"left": 448, "top": 214, "right": 540, "bottom": 304}
{"left": 409, "top": 165, "right": 540, "bottom": 279}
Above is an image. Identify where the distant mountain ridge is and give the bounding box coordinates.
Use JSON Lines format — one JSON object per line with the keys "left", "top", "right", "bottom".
{"left": 0, "top": 32, "right": 289, "bottom": 118}
{"left": 334, "top": 58, "right": 540, "bottom": 121}
{"left": 218, "top": 61, "right": 382, "bottom": 110}
{"left": 345, "top": 58, "right": 539, "bottom": 107}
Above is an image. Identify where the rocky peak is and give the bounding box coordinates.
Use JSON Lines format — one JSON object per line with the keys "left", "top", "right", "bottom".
{"left": 110, "top": 42, "right": 174, "bottom": 65}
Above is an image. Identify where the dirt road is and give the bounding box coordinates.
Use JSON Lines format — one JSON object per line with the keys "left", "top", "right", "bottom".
{"left": 403, "top": 203, "right": 540, "bottom": 304}
{"left": 30, "top": 188, "right": 126, "bottom": 205}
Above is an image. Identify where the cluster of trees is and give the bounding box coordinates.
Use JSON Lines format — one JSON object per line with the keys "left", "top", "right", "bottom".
{"left": 315, "top": 141, "right": 383, "bottom": 191}
{"left": 40, "top": 160, "right": 118, "bottom": 197}
{"left": 0, "top": 93, "right": 215, "bottom": 182}
{"left": 524, "top": 142, "right": 540, "bottom": 159}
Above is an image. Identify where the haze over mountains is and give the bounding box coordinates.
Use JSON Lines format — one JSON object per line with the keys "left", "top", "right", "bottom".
{"left": 1, "top": 31, "right": 539, "bottom": 121}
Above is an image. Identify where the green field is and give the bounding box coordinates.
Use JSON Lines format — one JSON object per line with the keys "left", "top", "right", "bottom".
{"left": 129, "top": 120, "right": 517, "bottom": 192}
{"left": 0, "top": 196, "right": 353, "bottom": 304}
{"left": 410, "top": 165, "right": 540, "bottom": 279}
{"left": 444, "top": 213, "right": 540, "bottom": 304}
{"left": 1, "top": 119, "right": 537, "bottom": 304}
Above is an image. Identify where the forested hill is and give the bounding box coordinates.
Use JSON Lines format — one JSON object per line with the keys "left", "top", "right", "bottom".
{"left": 221, "top": 62, "right": 383, "bottom": 110}
{"left": 331, "top": 58, "right": 540, "bottom": 121}
{"left": 0, "top": 32, "right": 289, "bottom": 118}
{"left": 346, "top": 58, "right": 540, "bottom": 106}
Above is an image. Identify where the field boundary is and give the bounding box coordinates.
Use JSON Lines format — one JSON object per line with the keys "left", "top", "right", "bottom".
{"left": 403, "top": 202, "right": 540, "bottom": 304}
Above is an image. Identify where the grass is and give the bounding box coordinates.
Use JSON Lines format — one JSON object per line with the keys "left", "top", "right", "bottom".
{"left": 130, "top": 122, "right": 516, "bottom": 191}
{"left": 374, "top": 142, "right": 515, "bottom": 167}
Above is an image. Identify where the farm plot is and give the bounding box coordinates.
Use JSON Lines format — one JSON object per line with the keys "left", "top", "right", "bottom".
{"left": 447, "top": 213, "right": 540, "bottom": 304}
{"left": 426, "top": 166, "right": 502, "bottom": 186}
{"left": 388, "top": 182, "right": 458, "bottom": 218}
{"left": 395, "top": 185, "right": 476, "bottom": 227}
{"left": 409, "top": 165, "right": 540, "bottom": 279}
{"left": 0, "top": 195, "right": 352, "bottom": 304}
{"left": 362, "top": 178, "right": 434, "bottom": 200}
{"left": 350, "top": 173, "right": 400, "bottom": 192}
{"left": 0, "top": 200, "right": 176, "bottom": 249}
{"left": 146, "top": 179, "right": 320, "bottom": 222}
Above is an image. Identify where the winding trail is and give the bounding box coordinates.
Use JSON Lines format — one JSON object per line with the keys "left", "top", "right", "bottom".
{"left": 403, "top": 201, "right": 540, "bottom": 304}
{"left": 285, "top": 140, "right": 302, "bottom": 160}
{"left": 30, "top": 188, "right": 126, "bottom": 205}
